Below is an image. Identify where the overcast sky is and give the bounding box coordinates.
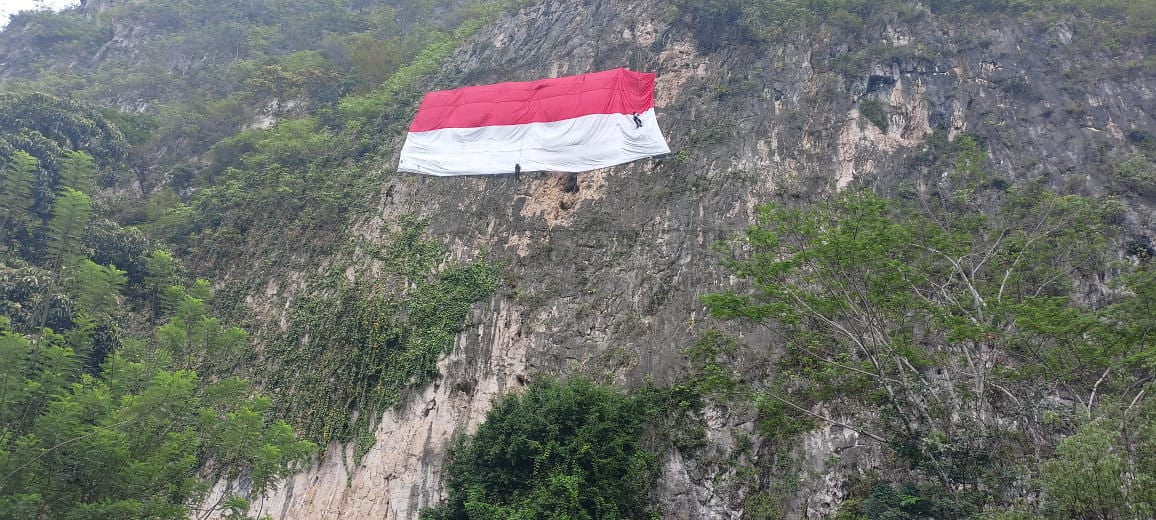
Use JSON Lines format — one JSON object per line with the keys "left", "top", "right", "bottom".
{"left": 1, "top": 0, "right": 80, "bottom": 29}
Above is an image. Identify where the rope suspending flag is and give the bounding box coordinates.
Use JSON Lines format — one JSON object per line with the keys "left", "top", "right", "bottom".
{"left": 398, "top": 68, "right": 671, "bottom": 176}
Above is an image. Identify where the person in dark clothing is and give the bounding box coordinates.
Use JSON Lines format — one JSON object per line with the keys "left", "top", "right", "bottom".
{"left": 514, "top": 163, "right": 521, "bottom": 180}
{"left": 632, "top": 112, "right": 643, "bottom": 128}
{"left": 384, "top": 184, "right": 395, "bottom": 203}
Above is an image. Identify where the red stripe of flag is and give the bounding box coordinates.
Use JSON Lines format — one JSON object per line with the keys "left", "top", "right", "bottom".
{"left": 408, "top": 68, "right": 656, "bottom": 132}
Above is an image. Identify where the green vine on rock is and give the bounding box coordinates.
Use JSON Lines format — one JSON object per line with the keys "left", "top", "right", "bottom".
{"left": 264, "top": 216, "right": 498, "bottom": 460}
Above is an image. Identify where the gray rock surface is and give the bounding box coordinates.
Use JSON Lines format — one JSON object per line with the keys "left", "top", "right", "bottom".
{"left": 224, "top": 1, "right": 1154, "bottom": 518}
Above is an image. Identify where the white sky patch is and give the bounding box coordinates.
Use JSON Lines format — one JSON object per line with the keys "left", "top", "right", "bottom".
{"left": 1, "top": 0, "right": 81, "bottom": 29}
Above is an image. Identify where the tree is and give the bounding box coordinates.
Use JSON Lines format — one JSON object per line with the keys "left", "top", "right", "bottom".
{"left": 0, "top": 323, "right": 81, "bottom": 437}
{"left": 1041, "top": 422, "right": 1129, "bottom": 518}
{"left": 421, "top": 379, "right": 659, "bottom": 520}
{"left": 155, "top": 282, "right": 248, "bottom": 372}
{"left": 0, "top": 150, "right": 37, "bottom": 249}
{"left": 0, "top": 93, "right": 127, "bottom": 165}
{"left": 56, "top": 150, "right": 96, "bottom": 194}
{"left": 0, "top": 93, "right": 126, "bottom": 224}
{"left": 703, "top": 188, "right": 1144, "bottom": 508}
{"left": 0, "top": 318, "right": 35, "bottom": 430}
{"left": 31, "top": 188, "right": 93, "bottom": 334}
{"left": 45, "top": 188, "right": 93, "bottom": 272}
{"left": 0, "top": 359, "right": 314, "bottom": 519}
{"left": 63, "top": 258, "right": 126, "bottom": 319}
{"left": 143, "top": 249, "right": 182, "bottom": 313}
{"left": 0, "top": 283, "right": 315, "bottom": 519}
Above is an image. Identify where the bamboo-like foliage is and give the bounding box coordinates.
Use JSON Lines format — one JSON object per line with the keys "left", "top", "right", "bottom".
{"left": 45, "top": 188, "right": 92, "bottom": 272}
{"left": 63, "top": 259, "right": 126, "bottom": 319}
{"left": 56, "top": 150, "right": 97, "bottom": 195}
{"left": 0, "top": 278, "right": 315, "bottom": 519}
{"left": 0, "top": 151, "right": 37, "bottom": 249}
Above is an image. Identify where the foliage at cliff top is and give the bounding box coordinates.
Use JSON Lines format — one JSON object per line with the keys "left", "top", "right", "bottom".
{"left": 676, "top": 0, "right": 1154, "bottom": 52}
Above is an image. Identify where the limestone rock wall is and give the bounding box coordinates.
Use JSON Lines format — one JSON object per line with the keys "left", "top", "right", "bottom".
{"left": 124, "top": 1, "right": 1154, "bottom": 518}
{"left": 232, "top": 1, "right": 1155, "bottom": 517}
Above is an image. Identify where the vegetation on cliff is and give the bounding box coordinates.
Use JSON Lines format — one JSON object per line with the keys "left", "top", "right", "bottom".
{"left": 268, "top": 217, "right": 499, "bottom": 458}
{"left": 704, "top": 188, "right": 1156, "bottom": 517}
{"left": 421, "top": 379, "right": 661, "bottom": 520}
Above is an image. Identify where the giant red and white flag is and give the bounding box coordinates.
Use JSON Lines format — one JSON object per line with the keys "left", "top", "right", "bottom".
{"left": 398, "top": 68, "right": 671, "bottom": 176}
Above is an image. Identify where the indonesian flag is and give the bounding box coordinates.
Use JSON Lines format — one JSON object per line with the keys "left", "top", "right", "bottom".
{"left": 398, "top": 68, "right": 671, "bottom": 176}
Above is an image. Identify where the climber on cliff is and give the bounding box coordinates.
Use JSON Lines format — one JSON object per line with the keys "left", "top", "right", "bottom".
{"left": 514, "top": 163, "right": 522, "bottom": 180}
{"left": 632, "top": 112, "right": 643, "bottom": 128}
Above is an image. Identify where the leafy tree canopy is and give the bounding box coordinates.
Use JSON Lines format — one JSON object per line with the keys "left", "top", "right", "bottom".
{"left": 704, "top": 188, "right": 1154, "bottom": 516}
{"left": 421, "top": 379, "right": 660, "bottom": 520}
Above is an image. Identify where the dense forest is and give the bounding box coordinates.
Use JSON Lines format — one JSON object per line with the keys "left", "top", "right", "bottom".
{"left": 1, "top": 0, "right": 1154, "bottom": 518}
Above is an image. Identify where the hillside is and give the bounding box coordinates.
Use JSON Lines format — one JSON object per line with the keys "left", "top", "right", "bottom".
{"left": 1, "top": 0, "right": 1155, "bottom": 518}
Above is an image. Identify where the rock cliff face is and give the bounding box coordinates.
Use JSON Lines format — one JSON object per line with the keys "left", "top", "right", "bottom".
{"left": 4, "top": 0, "right": 1152, "bottom": 517}
{"left": 202, "top": 1, "right": 1154, "bottom": 518}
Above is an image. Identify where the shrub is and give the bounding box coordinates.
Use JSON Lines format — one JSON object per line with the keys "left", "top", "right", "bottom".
{"left": 421, "top": 379, "right": 660, "bottom": 520}
{"left": 860, "top": 98, "right": 890, "bottom": 132}
{"left": 1112, "top": 153, "right": 1156, "bottom": 196}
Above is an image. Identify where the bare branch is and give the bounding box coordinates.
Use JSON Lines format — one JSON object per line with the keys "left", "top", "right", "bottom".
{"left": 759, "top": 389, "right": 891, "bottom": 445}
{"left": 914, "top": 244, "right": 986, "bottom": 319}
{"left": 1088, "top": 367, "right": 1112, "bottom": 419}
{"left": 1124, "top": 386, "right": 1148, "bottom": 417}
{"left": 970, "top": 228, "right": 1008, "bottom": 280}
